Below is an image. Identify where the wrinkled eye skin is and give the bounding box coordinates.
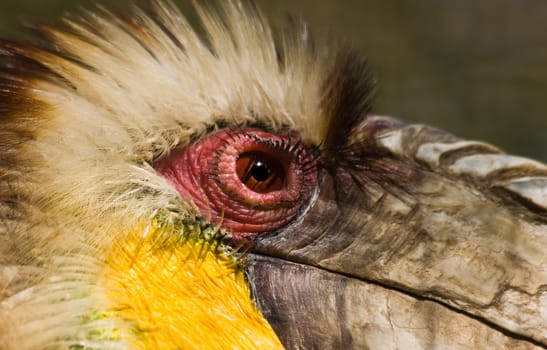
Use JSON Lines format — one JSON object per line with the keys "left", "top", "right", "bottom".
{"left": 154, "top": 128, "right": 319, "bottom": 244}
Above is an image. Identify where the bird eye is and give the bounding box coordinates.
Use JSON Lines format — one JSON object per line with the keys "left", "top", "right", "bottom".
{"left": 236, "top": 151, "right": 285, "bottom": 193}
{"left": 153, "top": 128, "right": 319, "bottom": 243}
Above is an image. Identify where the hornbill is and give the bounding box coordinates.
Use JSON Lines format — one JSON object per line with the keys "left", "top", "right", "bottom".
{"left": 0, "top": 1, "right": 545, "bottom": 349}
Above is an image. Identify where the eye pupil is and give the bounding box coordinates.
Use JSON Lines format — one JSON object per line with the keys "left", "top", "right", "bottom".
{"left": 236, "top": 152, "right": 285, "bottom": 193}
{"left": 251, "top": 161, "right": 271, "bottom": 182}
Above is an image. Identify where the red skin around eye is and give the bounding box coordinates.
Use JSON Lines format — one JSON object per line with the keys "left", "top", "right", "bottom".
{"left": 153, "top": 129, "right": 318, "bottom": 244}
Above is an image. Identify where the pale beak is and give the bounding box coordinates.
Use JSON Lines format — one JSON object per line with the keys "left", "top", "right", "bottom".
{"left": 246, "top": 116, "right": 547, "bottom": 349}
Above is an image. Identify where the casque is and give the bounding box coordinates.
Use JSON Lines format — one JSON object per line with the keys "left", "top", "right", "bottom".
{"left": 0, "top": 1, "right": 545, "bottom": 349}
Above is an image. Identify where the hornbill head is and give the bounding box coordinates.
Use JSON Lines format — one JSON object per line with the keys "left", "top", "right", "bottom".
{"left": 0, "top": 1, "right": 546, "bottom": 349}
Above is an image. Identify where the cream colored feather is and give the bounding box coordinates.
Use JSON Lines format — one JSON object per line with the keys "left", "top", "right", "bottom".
{"left": 0, "top": 1, "right": 341, "bottom": 348}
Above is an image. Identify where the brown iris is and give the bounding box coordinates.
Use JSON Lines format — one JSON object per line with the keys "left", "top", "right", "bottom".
{"left": 236, "top": 151, "right": 285, "bottom": 193}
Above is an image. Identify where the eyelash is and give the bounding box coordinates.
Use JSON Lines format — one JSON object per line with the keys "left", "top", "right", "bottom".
{"left": 220, "top": 128, "right": 321, "bottom": 173}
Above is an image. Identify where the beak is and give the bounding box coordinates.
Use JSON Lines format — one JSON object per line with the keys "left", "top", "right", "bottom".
{"left": 245, "top": 116, "right": 547, "bottom": 349}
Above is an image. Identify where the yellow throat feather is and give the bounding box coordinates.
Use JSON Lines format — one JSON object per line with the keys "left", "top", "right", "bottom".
{"left": 104, "top": 218, "right": 282, "bottom": 349}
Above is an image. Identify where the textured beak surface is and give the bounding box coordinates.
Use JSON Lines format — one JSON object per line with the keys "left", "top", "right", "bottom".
{"left": 246, "top": 116, "right": 547, "bottom": 349}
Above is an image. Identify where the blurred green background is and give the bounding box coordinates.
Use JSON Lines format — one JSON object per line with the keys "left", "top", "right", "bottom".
{"left": 0, "top": 0, "right": 545, "bottom": 161}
